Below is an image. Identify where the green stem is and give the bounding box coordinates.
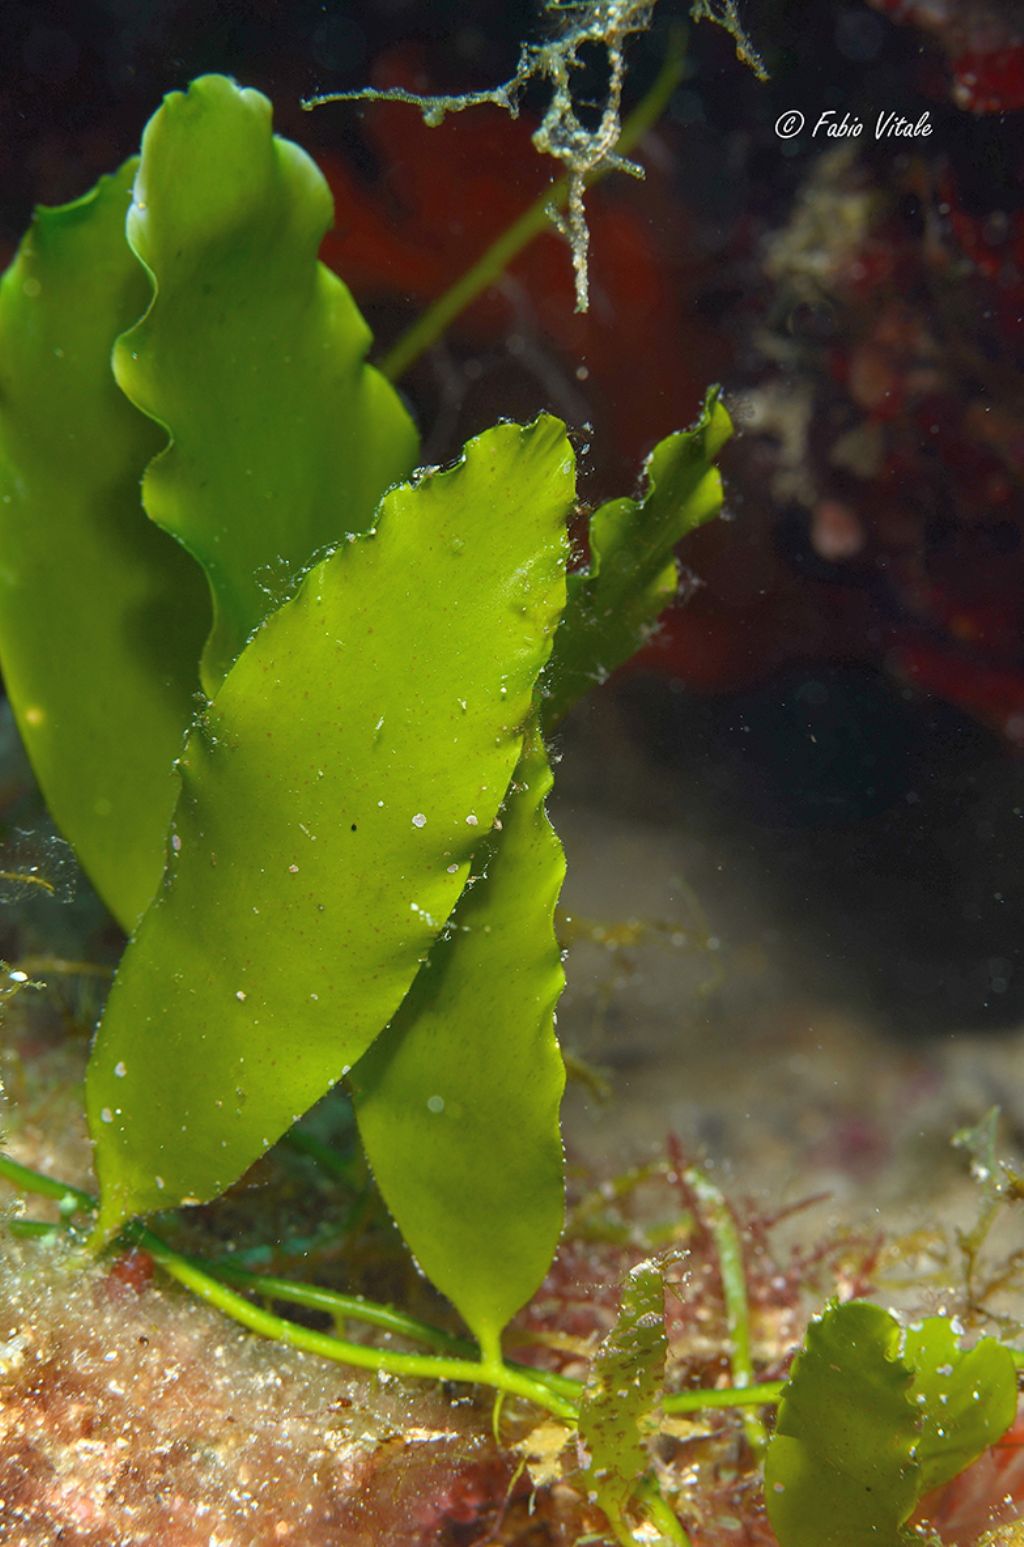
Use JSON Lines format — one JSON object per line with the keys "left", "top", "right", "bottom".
{"left": 134, "top": 1224, "right": 578, "bottom": 1419}
{"left": 0, "top": 1152, "right": 94, "bottom": 1211}
{"left": 281, "top": 1128, "right": 360, "bottom": 1184}
{"left": 377, "top": 29, "right": 686, "bottom": 384}
{"left": 663, "top": 1380, "right": 785, "bottom": 1414}
{"left": 8, "top": 1218, "right": 61, "bottom": 1238}
{"left": 208, "top": 1259, "right": 474, "bottom": 1355}
{"left": 636, "top": 1473, "right": 692, "bottom": 1545}
{"left": 684, "top": 1165, "right": 768, "bottom": 1451}
{"left": 219, "top": 1268, "right": 590, "bottom": 1404}
{"left": 685, "top": 1167, "right": 754, "bottom": 1384}
{"left": 204, "top": 1260, "right": 578, "bottom": 1398}
{"left": 606, "top": 1505, "right": 640, "bottom": 1547}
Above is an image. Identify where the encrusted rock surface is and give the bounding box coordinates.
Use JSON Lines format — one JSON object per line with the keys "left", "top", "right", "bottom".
{"left": 0, "top": 1235, "right": 508, "bottom": 1547}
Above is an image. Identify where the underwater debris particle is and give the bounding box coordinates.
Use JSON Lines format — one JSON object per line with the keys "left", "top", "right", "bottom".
{"left": 689, "top": 0, "right": 767, "bottom": 80}
{"left": 0, "top": 828, "right": 78, "bottom": 904}
{"left": 303, "top": 0, "right": 673, "bottom": 310}
{"left": 411, "top": 813, "right": 427, "bottom": 828}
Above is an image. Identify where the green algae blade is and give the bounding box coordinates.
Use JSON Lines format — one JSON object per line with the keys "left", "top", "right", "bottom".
{"left": 0, "top": 163, "right": 209, "bottom": 931}
{"left": 543, "top": 387, "right": 731, "bottom": 726}
{"left": 765, "top": 1301, "right": 920, "bottom": 1547}
{"left": 87, "top": 419, "right": 572, "bottom": 1240}
{"left": 113, "top": 73, "right": 419, "bottom": 695}
{"left": 902, "top": 1317, "right": 1016, "bottom": 1496}
{"left": 579, "top": 1256, "right": 669, "bottom": 1540}
{"left": 352, "top": 728, "right": 566, "bottom": 1356}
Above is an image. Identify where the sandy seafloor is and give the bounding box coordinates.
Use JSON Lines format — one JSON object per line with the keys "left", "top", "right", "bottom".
{"left": 556, "top": 688, "right": 1024, "bottom": 1233}
{"left": 1, "top": 685, "right": 1023, "bottom": 1545}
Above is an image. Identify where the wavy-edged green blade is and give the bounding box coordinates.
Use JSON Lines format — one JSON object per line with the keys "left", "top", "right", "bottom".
{"left": 87, "top": 418, "right": 573, "bottom": 1241}
{"left": 543, "top": 387, "right": 731, "bottom": 726}
{"left": 903, "top": 1317, "right": 1017, "bottom": 1496}
{"left": 113, "top": 74, "right": 419, "bottom": 694}
{"left": 351, "top": 727, "right": 566, "bottom": 1357}
{"left": 345, "top": 397, "right": 734, "bottom": 1343}
{"left": 0, "top": 163, "right": 209, "bottom": 930}
{"left": 765, "top": 1301, "right": 920, "bottom": 1547}
{"left": 579, "top": 1256, "right": 669, "bottom": 1539}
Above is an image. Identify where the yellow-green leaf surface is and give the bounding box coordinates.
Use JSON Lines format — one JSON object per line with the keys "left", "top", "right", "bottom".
{"left": 903, "top": 1317, "right": 1017, "bottom": 1496}
{"left": 578, "top": 1256, "right": 668, "bottom": 1540}
{"left": 764, "top": 1301, "right": 920, "bottom": 1547}
{"left": 351, "top": 729, "right": 566, "bottom": 1358}
{"left": 543, "top": 387, "right": 731, "bottom": 726}
{"left": 0, "top": 164, "right": 209, "bottom": 929}
{"left": 348, "top": 395, "right": 735, "bottom": 1344}
{"left": 87, "top": 418, "right": 573, "bottom": 1240}
{"left": 113, "top": 74, "right": 418, "bottom": 694}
